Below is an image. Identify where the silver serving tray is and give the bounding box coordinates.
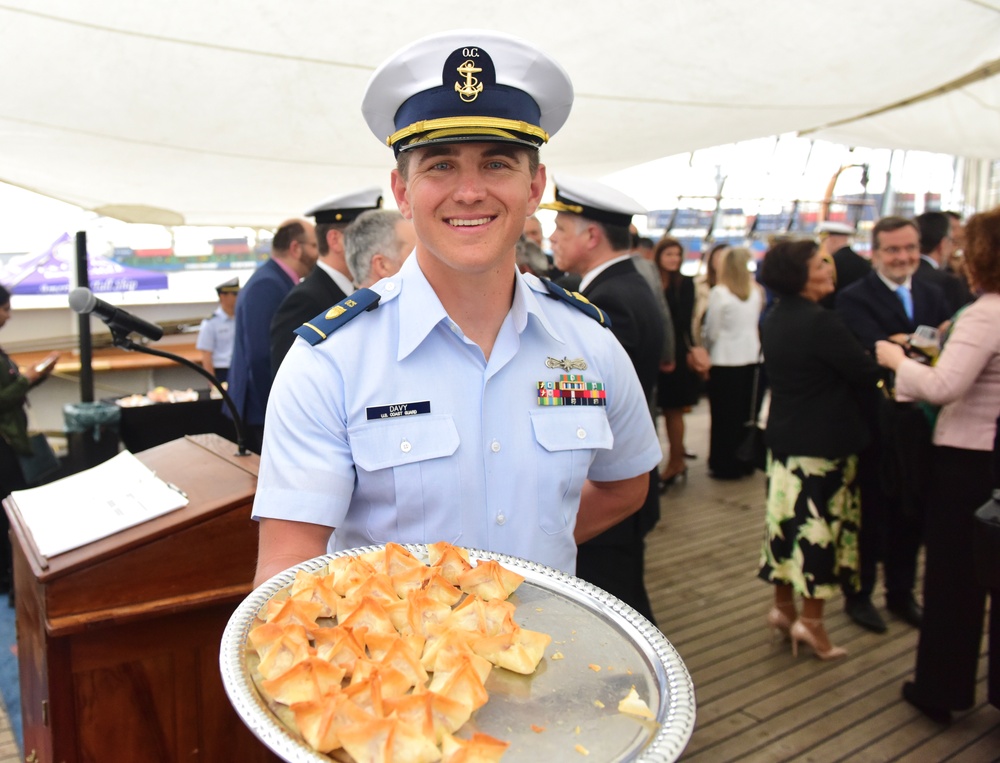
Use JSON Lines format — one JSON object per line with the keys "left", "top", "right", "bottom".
{"left": 220, "top": 545, "right": 695, "bottom": 762}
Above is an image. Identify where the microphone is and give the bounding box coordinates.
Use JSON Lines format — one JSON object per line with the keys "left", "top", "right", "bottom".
{"left": 69, "top": 287, "right": 164, "bottom": 342}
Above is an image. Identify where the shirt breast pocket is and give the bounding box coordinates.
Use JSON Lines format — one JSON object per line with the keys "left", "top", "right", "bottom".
{"left": 349, "top": 414, "right": 461, "bottom": 544}
{"left": 529, "top": 408, "right": 614, "bottom": 534}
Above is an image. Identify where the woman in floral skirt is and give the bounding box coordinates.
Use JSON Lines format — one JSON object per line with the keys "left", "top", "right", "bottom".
{"left": 756, "top": 240, "right": 880, "bottom": 659}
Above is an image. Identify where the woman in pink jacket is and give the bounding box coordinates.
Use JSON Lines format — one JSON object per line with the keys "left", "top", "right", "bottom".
{"left": 876, "top": 206, "right": 1000, "bottom": 725}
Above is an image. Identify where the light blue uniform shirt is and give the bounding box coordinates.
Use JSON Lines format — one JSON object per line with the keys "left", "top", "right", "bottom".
{"left": 253, "top": 255, "right": 661, "bottom": 574}
{"left": 195, "top": 307, "right": 235, "bottom": 368}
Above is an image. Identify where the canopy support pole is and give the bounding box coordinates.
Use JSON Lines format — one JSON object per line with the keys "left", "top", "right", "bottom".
{"left": 75, "top": 231, "right": 94, "bottom": 403}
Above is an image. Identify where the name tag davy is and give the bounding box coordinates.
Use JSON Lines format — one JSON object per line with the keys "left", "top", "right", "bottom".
{"left": 366, "top": 401, "right": 432, "bottom": 420}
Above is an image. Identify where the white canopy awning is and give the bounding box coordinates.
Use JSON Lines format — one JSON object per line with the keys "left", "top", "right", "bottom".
{"left": 1, "top": 0, "right": 998, "bottom": 228}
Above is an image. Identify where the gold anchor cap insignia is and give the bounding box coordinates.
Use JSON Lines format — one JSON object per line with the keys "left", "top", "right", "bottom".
{"left": 454, "top": 59, "right": 484, "bottom": 102}
{"left": 546, "top": 356, "right": 588, "bottom": 372}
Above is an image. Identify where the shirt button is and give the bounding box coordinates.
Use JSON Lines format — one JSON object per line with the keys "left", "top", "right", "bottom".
{"left": 496, "top": 513, "right": 506, "bottom": 525}
{"left": 384, "top": 282, "right": 396, "bottom": 292}
{"left": 577, "top": 428, "right": 587, "bottom": 439}
{"left": 400, "top": 439, "right": 412, "bottom": 453}
{"left": 490, "top": 440, "right": 501, "bottom": 453}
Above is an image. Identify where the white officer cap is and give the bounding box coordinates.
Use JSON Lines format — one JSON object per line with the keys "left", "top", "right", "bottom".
{"left": 215, "top": 276, "right": 240, "bottom": 294}
{"left": 362, "top": 29, "right": 573, "bottom": 155}
{"left": 539, "top": 175, "right": 647, "bottom": 228}
{"left": 815, "top": 221, "right": 855, "bottom": 236}
{"left": 305, "top": 187, "right": 383, "bottom": 225}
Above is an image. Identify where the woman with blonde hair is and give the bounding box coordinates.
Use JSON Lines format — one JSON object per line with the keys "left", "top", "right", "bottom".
{"left": 702, "top": 246, "right": 763, "bottom": 479}
{"left": 692, "top": 242, "right": 728, "bottom": 343}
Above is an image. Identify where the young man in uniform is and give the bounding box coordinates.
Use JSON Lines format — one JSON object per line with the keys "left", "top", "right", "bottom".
{"left": 195, "top": 277, "right": 239, "bottom": 383}
{"left": 252, "top": 30, "right": 661, "bottom": 588}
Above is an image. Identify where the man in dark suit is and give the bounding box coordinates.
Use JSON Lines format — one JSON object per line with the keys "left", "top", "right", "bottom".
{"left": 545, "top": 175, "right": 665, "bottom": 624}
{"left": 226, "top": 218, "right": 318, "bottom": 453}
{"left": 836, "top": 216, "right": 951, "bottom": 633}
{"left": 914, "top": 211, "right": 973, "bottom": 316}
{"left": 816, "top": 221, "right": 870, "bottom": 309}
{"left": 270, "top": 188, "right": 383, "bottom": 374}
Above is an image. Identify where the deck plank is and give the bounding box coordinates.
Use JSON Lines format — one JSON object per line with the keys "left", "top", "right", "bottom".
{"left": 646, "top": 400, "right": 999, "bottom": 762}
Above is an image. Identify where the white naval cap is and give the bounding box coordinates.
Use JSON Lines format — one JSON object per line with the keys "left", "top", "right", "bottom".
{"left": 539, "top": 175, "right": 647, "bottom": 228}
{"left": 215, "top": 276, "right": 240, "bottom": 294}
{"left": 305, "top": 187, "right": 383, "bottom": 225}
{"left": 815, "top": 220, "right": 855, "bottom": 236}
{"left": 362, "top": 29, "right": 573, "bottom": 155}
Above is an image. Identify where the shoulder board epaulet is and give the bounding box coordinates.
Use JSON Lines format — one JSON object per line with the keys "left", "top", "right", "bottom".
{"left": 294, "top": 288, "right": 381, "bottom": 345}
{"left": 540, "top": 279, "right": 612, "bottom": 329}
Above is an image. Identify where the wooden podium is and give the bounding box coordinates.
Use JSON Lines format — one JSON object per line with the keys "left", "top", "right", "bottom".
{"left": 5, "top": 434, "right": 281, "bottom": 763}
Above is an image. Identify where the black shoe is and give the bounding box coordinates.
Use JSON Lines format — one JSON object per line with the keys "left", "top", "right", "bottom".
{"left": 845, "top": 597, "right": 888, "bottom": 633}
{"left": 887, "top": 594, "right": 923, "bottom": 628}
{"left": 902, "top": 681, "right": 951, "bottom": 725}
{"left": 709, "top": 471, "right": 743, "bottom": 481}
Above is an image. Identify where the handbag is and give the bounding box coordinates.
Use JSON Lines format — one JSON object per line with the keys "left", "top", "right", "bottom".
{"left": 736, "top": 422, "right": 766, "bottom": 472}
{"left": 973, "top": 490, "right": 1000, "bottom": 590}
{"left": 735, "top": 361, "right": 767, "bottom": 472}
{"left": 17, "top": 432, "right": 60, "bottom": 487}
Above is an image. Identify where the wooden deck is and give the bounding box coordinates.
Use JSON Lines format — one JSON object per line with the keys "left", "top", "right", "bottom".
{"left": 0, "top": 399, "right": 996, "bottom": 761}
{"left": 649, "top": 400, "right": 1000, "bottom": 762}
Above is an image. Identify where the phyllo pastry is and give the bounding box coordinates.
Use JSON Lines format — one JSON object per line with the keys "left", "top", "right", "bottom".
{"left": 250, "top": 544, "right": 551, "bottom": 760}
{"left": 383, "top": 690, "right": 473, "bottom": 744}
{"left": 289, "top": 691, "right": 373, "bottom": 753}
{"left": 260, "top": 656, "right": 346, "bottom": 705}
{"left": 262, "top": 597, "right": 326, "bottom": 636}
{"left": 456, "top": 560, "right": 525, "bottom": 602}
{"left": 427, "top": 542, "right": 473, "bottom": 584}
{"left": 312, "top": 625, "right": 365, "bottom": 676}
{"left": 469, "top": 627, "right": 551, "bottom": 675}
{"left": 288, "top": 569, "right": 341, "bottom": 617}
{"left": 249, "top": 622, "right": 315, "bottom": 680}
{"left": 337, "top": 716, "right": 443, "bottom": 763}
{"left": 339, "top": 595, "right": 397, "bottom": 637}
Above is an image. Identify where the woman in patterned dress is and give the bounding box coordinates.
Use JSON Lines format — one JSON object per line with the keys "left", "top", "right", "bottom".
{"left": 757, "top": 240, "right": 880, "bottom": 659}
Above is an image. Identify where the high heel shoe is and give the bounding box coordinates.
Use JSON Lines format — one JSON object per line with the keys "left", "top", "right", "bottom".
{"left": 790, "top": 617, "right": 847, "bottom": 660}
{"left": 658, "top": 467, "right": 688, "bottom": 492}
{"left": 766, "top": 607, "right": 794, "bottom": 641}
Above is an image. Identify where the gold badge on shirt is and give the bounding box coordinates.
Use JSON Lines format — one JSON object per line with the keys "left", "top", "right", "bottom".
{"left": 545, "top": 356, "right": 587, "bottom": 372}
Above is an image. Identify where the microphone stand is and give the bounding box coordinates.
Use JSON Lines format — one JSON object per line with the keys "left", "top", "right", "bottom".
{"left": 109, "top": 328, "right": 250, "bottom": 456}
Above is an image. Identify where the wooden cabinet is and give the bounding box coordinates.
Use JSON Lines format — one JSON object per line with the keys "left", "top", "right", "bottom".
{"left": 5, "top": 434, "right": 281, "bottom": 763}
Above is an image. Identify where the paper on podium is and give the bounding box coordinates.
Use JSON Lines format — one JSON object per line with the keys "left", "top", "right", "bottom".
{"left": 11, "top": 450, "right": 189, "bottom": 558}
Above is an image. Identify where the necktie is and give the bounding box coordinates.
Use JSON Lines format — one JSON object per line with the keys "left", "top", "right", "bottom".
{"left": 896, "top": 284, "right": 914, "bottom": 321}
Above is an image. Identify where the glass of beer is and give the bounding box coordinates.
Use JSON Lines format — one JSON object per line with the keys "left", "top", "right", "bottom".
{"left": 909, "top": 325, "right": 941, "bottom": 362}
